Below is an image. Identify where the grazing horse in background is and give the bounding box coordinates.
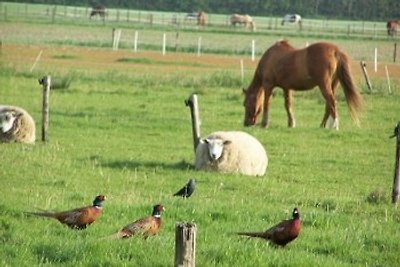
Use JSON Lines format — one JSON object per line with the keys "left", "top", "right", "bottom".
{"left": 243, "top": 40, "right": 363, "bottom": 130}
{"left": 90, "top": 5, "right": 106, "bottom": 19}
{"left": 281, "top": 14, "right": 302, "bottom": 30}
{"left": 230, "top": 14, "right": 256, "bottom": 32}
{"left": 197, "top": 11, "right": 206, "bottom": 26}
{"left": 185, "top": 11, "right": 206, "bottom": 26}
{"left": 387, "top": 20, "right": 400, "bottom": 36}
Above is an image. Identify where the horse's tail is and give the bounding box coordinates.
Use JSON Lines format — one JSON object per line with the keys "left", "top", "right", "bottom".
{"left": 336, "top": 50, "right": 363, "bottom": 127}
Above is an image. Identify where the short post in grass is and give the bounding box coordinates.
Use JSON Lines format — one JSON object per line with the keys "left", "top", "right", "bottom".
{"left": 393, "top": 43, "right": 397, "bottom": 63}
{"left": 359, "top": 61, "right": 372, "bottom": 92}
{"left": 391, "top": 122, "right": 400, "bottom": 204}
{"left": 39, "top": 76, "right": 51, "bottom": 142}
{"left": 197, "top": 36, "right": 202, "bottom": 57}
{"left": 251, "top": 40, "right": 255, "bottom": 61}
{"left": 174, "top": 222, "right": 196, "bottom": 267}
{"left": 162, "top": 33, "right": 166, "bottom": 55}
{"left": 385, "top": 65, "right": 392, "bottom": 94}
{"left": 185, "top": 94, "right": 201, "bottom": 154}
{"left": 133, "top": 31, "right": 138, "bottom": 52}
{"left": 51, "top": 6, "right": 56, "bottom": 24}
{"left": 112, "top": 28, "right": 121, "bottom": 51}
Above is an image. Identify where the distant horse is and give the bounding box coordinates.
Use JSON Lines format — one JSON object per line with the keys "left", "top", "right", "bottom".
{"left": 243, "top": 40, "right": 363, "bottom": 130}
{"left": 90, "top": 5, "right": 106, "bottom": 19}
{"left": 387, "top": 20, "right": 400, "bottom": 36}
{"left": 184, "top": 11, "right": 206, "bottom": 26}
{"left": 230, "top": 14, "right": 256, "bottom": 32}
{"left": 281, "top": 14, "right": 302, "bottom": 30}
{"left": 197, "top": 11, "right": 206, "bottom": 26}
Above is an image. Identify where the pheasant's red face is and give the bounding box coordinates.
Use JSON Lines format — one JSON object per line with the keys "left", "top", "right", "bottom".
{"left": 292, "top": 208, "right": 300, "bottom": 218}
{"left": 156, "top": 204, "right": 165, "bottom": 212}
{"left": 97, "top": 195, "right": 107, "bottom": 201}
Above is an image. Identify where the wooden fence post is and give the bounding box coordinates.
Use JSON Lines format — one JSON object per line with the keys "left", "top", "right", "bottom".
{"left": 391, "top": 122, "right": 400, "bottom": 204}
{"left": 185, "top": 94, "right": 201, "bottom": 154}
{"left": 51, "top": 6, "right": 56, "bottom": 23}
{"left": 393, "top": 43, "right": 397, "bottom": 63}
{"left": 360, "top": 61, "right": 372, "bottom": 92}
{"left": 174, "top": 222, "right": 196, "bottom": 267}
{"left": 39, "top": 76, "right": 51, "bottom": 142}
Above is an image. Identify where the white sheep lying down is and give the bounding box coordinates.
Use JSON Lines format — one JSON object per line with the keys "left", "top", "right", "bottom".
{"left": 195, "top": 131, "right": 268, "bottom": 176}
{"left": 0, "top": 105, "right": 36, "bottom": 144}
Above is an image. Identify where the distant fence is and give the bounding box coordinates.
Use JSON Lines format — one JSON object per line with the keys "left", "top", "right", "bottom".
{"left": 0, "top": 2, "right": 391, "bottom": 39}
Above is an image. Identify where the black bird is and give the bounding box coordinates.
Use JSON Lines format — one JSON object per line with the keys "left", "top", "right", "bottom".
{"left": 173, "top": 178, "right": 196, "bottom": 198}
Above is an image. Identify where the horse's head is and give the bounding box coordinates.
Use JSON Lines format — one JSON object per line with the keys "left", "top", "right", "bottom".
{"left": 243, "top": 88, "right": 263, "bottom": 126}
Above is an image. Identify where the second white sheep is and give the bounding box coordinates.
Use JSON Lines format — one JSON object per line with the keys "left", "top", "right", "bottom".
{"left": 0, "top": 105, "right": 36, "bottom": 144}
{"left": 194, "top": 131, "right": 268, "bottom": 176}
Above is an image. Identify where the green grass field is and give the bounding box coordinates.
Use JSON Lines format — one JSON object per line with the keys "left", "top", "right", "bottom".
{"left": 1, "top": 3, "right": 400, "bottom": 267}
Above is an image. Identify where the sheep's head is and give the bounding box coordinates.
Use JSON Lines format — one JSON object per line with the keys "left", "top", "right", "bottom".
{"left": 204, "top": 138, "right": 232, "bottom": 161}
{"left": 0, "top": 111, "right": 19, "bottom": 133}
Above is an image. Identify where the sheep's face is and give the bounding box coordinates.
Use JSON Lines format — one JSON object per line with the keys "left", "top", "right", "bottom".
{"left": 0, "top": 111, "right": 18, "bottom": 133}
{"left": 204, "top": 138, "right": 231, "bottom": 161}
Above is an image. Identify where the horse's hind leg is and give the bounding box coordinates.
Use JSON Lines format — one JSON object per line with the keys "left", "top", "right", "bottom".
{"left": 283, "top": 89, "right": 295, "bottom": 128}
{"left": 319, "top": 85, "right": 339, "bottom": 130}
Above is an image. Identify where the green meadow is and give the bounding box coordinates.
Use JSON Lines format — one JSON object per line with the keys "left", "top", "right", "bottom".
{"left": 1, "top": 2, "right": 400, "bottom": 267}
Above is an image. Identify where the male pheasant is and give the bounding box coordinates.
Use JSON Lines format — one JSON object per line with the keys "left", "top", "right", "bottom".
{"left": 106, "top": 204, "right": 165, "bottom": 239}
{"left": 173, "top": 178, "right": 196, "bottom": 198}
{"left": 237, "top": 207, "right": 301, "bottom": 247}
{"left": 25, "top": 195, "right": 106, "bottom": 230}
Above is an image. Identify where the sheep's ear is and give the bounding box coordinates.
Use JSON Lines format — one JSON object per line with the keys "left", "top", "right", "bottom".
{"left": 14, "top": 111, "right": 23, "bottom": 118}
{"left": 204, "top": 138, "right": 210, "bottom": 144}
{"left": 223, "top": 140, "right": 232, "bottom": 145}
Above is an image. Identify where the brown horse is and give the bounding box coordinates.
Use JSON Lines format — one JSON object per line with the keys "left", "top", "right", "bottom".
{"left": 387, "top": 20, "right": 400, "bottom": 36}
{"left": 197, "top": 11, "right": 206, "bottom": 26}
{"left": 230, "top": 14, "right": 256, "bottom": 32}
{"left": 243, "top": 40, "right": 363, "bottom": 130}
{"left": 90, "top": 5, "right": 106, "bottom": 19}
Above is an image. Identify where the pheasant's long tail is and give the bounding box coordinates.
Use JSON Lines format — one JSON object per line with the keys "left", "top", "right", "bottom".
{"left": 25, "top": 211, "right": 57, "bottom": 218}
{"left": 237, "top": 231, "right": 269, "bottom": 239}
{"left": 101, "top": 231, "right": 127, "bottom": 240}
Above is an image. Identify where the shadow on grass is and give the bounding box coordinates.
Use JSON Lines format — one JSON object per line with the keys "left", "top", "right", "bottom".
{"left": 100, "top": 159, "right": 193, "bottom": 171}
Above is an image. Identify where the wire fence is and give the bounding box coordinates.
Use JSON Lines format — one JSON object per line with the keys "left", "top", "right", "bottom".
{"left": 0, "top": 2, "right": 398, "bottom": 64}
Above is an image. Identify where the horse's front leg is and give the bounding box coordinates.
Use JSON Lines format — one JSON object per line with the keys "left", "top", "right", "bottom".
{"left": 283, "top": 89, "right": 295, "bottom": 128}
{"left": 261, "top": 87, "right": 274, "bottom": 128}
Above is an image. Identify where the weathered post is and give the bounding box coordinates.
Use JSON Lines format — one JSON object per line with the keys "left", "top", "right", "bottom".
{"left": 185, "top": 94, "right": 201, "bottom": 154}
{"left": 391, "top": 122, "right": 400, "bottom": 204}
{"left": 51, "top": 6, "right": 56, "bottom": 24}
{"left": 360, "top": 61, "right": 373, "bottom": 92}
{"left": 112, "top": 28, "right": 115, "bottom": 47}
{"left": 174, "top": 222, "right": 196, "bottom": 267}
{"left": 39, "top": 76, "right": 51, "bottom": 142}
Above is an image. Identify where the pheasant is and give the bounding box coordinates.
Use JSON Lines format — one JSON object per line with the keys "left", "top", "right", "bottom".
{"left": 237, "top": 207, "right": 301, "bottom": 247}
{"left": 25, "top": 195, "right": 106, "bottom": 230}
{"left": 173, "top": 178, "right": 196, "bottom": 198}
{"left": 106, "top": 204, "right": 165, "bottom": 239}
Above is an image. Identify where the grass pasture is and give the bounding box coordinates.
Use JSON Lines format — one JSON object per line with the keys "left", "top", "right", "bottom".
{"left": 1, "top": 4, "right": 400, "bottom": 267}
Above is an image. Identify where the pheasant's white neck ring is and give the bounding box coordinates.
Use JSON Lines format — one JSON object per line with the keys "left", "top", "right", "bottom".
{"left": 154, "top": 214, "right": 161, "bottom": 218}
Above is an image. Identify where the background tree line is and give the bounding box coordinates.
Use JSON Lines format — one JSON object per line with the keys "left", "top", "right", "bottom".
{"left": 5, "top": 0, "right": 400, "bottom": 21}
